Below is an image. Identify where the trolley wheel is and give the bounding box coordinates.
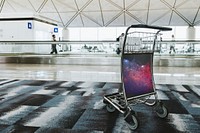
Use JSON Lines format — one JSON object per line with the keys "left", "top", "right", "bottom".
{"left": 155, "top": 102, "right": 168, "bottom": 118}
{"left": 103, "top": 98, "right": 108, "bottom": 104}
{"left": 106, "top": 104, "right": 116, "bottom": 113}
{"left": 124, "top": 109, "right": 139, "bottom": 130}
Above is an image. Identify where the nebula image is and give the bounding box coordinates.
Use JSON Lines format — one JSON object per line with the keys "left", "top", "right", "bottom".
{"left": 122, "top": 53, "right": 154, "bottom": 98}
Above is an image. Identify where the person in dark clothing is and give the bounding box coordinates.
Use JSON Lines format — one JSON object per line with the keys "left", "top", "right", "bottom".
{"left": 50, "top": 34, "right": 57, "bottom": 54}
{"left": 116, "top": 47, "right": 121, "bottom": 55}
{"left": 169, "top": 35, "right": 175, "bottom": 54}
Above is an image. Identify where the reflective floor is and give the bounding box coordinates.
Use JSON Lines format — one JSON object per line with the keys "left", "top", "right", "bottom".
{"left": 0, "top": 63, "right": 200, "bottom": 85}
{"left": 0, "top": 63, "right": 200, "bottom": 133}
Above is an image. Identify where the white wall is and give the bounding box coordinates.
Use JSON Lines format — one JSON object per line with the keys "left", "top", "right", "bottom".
{"left": 0, "top": 20, "right": 60, "bottom": 41}
{"left": 34, "top": 21, "right": 57, "bottom": 41}
{"left": 0, "top": 20, "right": 34, "bottom": 41}
{"left": 0, "top": 19, "right": 61, "bottom": 54}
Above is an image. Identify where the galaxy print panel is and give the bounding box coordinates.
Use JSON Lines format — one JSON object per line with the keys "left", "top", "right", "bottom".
{"left": 122, "top": 53, "right": 154, "bottom": 98}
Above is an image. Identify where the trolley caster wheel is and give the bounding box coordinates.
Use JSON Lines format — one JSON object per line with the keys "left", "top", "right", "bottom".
{"left": 103, "top": 99, "right": 108, "bottom": 104}
{"left": 106, "top": 104, "right": 116, "bottom": 113}
{"left": 155, "top": 102, "right": 168, "bottom": 118}
{"left": 124, "top": 109, "right": 139, "bottom": 130}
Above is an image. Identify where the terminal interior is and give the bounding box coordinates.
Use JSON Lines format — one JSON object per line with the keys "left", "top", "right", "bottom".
{"left": 0, "top": 0, "right": 200, "bottom": 133}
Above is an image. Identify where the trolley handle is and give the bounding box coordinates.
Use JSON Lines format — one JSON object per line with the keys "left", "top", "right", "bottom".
{"left": 122, "top": 24, "right": 172, "bottom": 54}
{"left": 129, "top": 24, "right": 172, "bottom": 31}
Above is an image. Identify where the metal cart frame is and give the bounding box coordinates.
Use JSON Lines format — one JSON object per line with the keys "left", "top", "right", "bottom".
{"left": 103, "top": 24, "right": 172, "bottom": 130}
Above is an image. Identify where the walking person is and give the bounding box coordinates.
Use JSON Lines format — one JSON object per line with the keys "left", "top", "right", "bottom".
{"left": 50, "top": 34, "right": 58, "bottom": 54}
{"left": 118, "top": 33, "right": 125, "bottom": 52}
{"left": 169, "top": 34, "right": 176, "bottom": 54}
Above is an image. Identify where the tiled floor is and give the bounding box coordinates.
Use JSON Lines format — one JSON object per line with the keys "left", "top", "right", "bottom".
{"left": 0, "top": 62, "right": 199, "bottom": 133}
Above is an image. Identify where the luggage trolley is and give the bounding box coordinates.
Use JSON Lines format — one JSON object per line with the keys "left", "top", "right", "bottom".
{"left": 103, "top": 24, "right": 172, "bottom": 130}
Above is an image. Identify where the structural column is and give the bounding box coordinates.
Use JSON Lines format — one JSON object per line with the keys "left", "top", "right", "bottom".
{"left": 62, "top": 28, "right": 70, "bottom": 51}
{"left": 186, "top": 26, "right": 196, "bottom": 40}
{"left": 62, "top": 28, "right": 69, "bottom": 40}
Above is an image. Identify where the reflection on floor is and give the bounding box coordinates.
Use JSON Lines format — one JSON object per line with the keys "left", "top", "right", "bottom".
{"left": 0, "top": 64, "right": 200, "bottom": 85}
{"left": 0, "top": 79, "right": 199, "bottom": 133}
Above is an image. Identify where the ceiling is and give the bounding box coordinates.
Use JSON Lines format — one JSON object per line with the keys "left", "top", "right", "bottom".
{"left": 0, "top": 0, "right": 199, "bottom": 27}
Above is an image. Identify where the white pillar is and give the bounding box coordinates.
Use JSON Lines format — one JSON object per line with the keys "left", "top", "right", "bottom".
{"left": 186, "top": 26, "right": 196, "bottom": 40}
{"left": 62, "top": 28, "right": 69, "bottom": 40}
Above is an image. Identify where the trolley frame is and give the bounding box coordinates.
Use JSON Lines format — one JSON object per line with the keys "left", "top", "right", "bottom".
{"left": 103, "top": 24, "right": 172, "bottom": 130}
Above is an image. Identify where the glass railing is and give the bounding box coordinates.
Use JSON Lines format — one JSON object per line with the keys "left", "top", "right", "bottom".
{"left": 156, "top": 40, "right": 200, "bottom": 55}
{"left": 0, "top": 40, "right": 200, "bottom": 56}
{"left": 0, "top": 41, "right": 118, "bottom": 55}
